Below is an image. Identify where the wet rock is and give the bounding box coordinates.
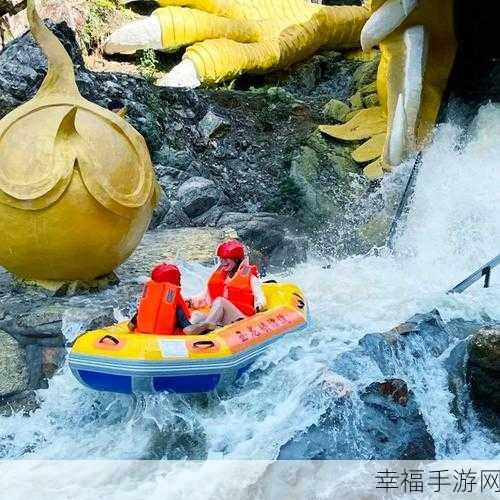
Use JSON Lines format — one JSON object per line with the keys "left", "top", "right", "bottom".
{"left": 177, "top": 177, "right": 223, "bottom": 219}
{"left": 359, "top": 310, "right": 451, "bottom": 376}
{"left": 467, "top": 327, "right": 500, "bottom": 425}
{"left": 197, "top": 110, "right": 229, "bottom": 142}
{"left": 0, "top": 303, "right": 115, "bottom": 341}
{"left": 279, "top": 378, "right": 435, "bottom": 460}
{"left": 0, "top": 330, "right": 29, "bottom": 397}
{"left": 359, "top": 379, "right": 435, "bottom": 459}
{"left": 41, "top": 346, "right": 66, "bottom": 379}
{"left": 0, "top": 391, "right": 40, "bottom": 417}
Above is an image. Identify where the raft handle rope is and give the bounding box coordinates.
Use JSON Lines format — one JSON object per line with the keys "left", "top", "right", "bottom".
{"left": 193, "top": 340, "right": 215, "bottom": 349}
{"left": 447, "top": 253, "right": 500, "bottom": 294}
{"left": 99, "top": 335, "right": 120, "bottom": 345}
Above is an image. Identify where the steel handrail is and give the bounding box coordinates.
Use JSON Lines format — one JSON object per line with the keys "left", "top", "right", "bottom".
{"left": 448, "top": 253, "right": 500, "bottom": 293}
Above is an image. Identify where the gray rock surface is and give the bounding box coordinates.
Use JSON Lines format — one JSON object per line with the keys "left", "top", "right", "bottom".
{"left": 177, "top": 177, "right": 223, "bottom": 218}
{"left": 0, "top": 20, "right": 377, "bottom": 260}
{"left": 279, "top": 377, "right": 435, "bottom": 460}
{"left": 0, "top": 330, "right": 29, "bottom": 397}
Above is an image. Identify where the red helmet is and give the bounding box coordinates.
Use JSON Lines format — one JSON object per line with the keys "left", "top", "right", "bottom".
{"left": 151, "top": 263, "right": 181, "bottom": 285}
{"left": 216, "top": 239, "right": 245, "bottom": 260}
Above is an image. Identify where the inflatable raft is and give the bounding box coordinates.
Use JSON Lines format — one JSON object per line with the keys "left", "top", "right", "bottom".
{"left": 68, "top": 282, "right": 307, "bottom": 394}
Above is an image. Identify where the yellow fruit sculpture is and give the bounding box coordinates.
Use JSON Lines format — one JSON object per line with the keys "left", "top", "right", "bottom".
{"left": 0, "top": 0, "right": 157, "bottom": 284}
{"left": 106, "top": 0, "right": 457, "bottom": 177}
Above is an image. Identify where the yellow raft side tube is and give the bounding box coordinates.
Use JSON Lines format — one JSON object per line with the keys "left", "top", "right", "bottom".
{"left": 69, "top": 282, "right": 308, "bottom": 394}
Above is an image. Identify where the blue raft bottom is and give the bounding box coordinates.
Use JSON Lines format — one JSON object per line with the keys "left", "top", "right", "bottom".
{"left": 77, "top": 369, "right": 225, "bottom": 394}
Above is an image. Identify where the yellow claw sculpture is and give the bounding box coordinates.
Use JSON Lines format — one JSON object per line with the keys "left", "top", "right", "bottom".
{"left": 106, "top": 0, "right": 370, "bottom": 84}
{"left": 320, "top": 0, "right": 457, "bottom": 178}
{"left": 106, "top": 0, "right": 457, "bottom": 178}
{"left": 0, "top": 0, "right": 157, "bottom": 284}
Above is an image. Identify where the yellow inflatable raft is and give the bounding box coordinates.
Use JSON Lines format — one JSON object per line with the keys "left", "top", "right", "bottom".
{"left": 69, "top": 282, "right": 308, "bottom": 394}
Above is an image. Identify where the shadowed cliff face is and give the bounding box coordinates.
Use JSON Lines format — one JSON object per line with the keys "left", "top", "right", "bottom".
{"left": 443, "top": 0, "right": 500, "bottom": 123}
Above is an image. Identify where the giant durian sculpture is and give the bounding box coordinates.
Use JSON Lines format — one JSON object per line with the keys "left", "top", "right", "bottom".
{"left": 0, "top": 0, "right": 157, "bottom": 284}
{"left": 105, "top": 0, "right": 457, "bottom": 177}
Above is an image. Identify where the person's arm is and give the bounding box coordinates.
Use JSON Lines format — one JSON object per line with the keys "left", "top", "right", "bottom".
{"left": 128, "top": 312, "right": 138, "bottom": 331}
{"left": 251, "top": 275, "right": 267, "bottom": 312}
{"left": 187, "top": 286, "right": 210, "bottom": 309}
{"left": 176, "top": 306, "right": 191, "bottom": 329}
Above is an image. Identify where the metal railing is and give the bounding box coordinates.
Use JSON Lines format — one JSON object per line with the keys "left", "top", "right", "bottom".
{"left": 448, "top": 253, "right": 500, "bottom": 294}
{"left": 387, "top": 152, "right": 423, "bottom": 250}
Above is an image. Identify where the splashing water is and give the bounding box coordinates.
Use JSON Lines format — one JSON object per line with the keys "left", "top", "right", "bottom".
{"left": 0, "top": 104, "right": 499, "bottom": 494}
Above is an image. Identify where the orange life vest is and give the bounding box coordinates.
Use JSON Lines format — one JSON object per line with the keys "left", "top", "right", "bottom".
{"left": 207, "top": 261, "right": 258, "bottom": 316}
{"left": 136, "top": 280, "right": 191, "bottom": 335}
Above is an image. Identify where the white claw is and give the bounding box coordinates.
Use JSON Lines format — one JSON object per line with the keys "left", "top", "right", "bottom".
{"left": 157, "top": 59, "right": 201, "bottom": 88}
{"left": 361, "top": 0, "right": 418, "bottom": 50}
{"left": 402, "top": 0, "right": 417, "bottom": 16}
{"left": 104, "top": 17, "right": 162, "bottom": 55}
{"left": 403, "top": 25, "right": 427, "bottom": 148}
{"left": 387, "top": 93, "right": 407, "bottom": 165}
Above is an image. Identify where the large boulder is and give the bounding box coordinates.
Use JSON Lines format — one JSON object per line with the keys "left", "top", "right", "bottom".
{"left": 467, "top": 327, "right": 500, "bottom": 427}
{"left": 279, "top": 378, "right": 435, "bottom": 459}
{"left": 177, "top": 177, "right": 223, "bottom": 219}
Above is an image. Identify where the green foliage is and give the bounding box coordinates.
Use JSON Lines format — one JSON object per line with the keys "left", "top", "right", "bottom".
{"left": 137, "top": 49, "right": 159, "bottom": 82}
{"left": 81, "top": 0, "right": 121, "bottom": 53}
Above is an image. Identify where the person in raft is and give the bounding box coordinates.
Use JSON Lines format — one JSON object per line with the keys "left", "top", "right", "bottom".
{"left": 183, "top": 239, "right": 266, "bottom": 335}
{"left": 128, "top": 263, "right": 192, "bottom": 335}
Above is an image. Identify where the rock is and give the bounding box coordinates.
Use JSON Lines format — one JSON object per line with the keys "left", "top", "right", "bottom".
{"left": 41, "top": 346, "right": 66, "bottom": 379}
{"left": 467, "top": 327, "right": 500, "bottom": 424}
{"left": 349, "top": 91, "right": 364, "bottom": 109}
{"left": 268, "top": 236, "right": 308, "bottom": 268}
{"left": 150, "top": 185, "right": 171, "bottom": 229}
{"left": 192, "top": 205, "right": 228, "bottom": 227}
{"left": 197, "top": 110, "right": 229, "bottom": 142}
{"left": 127, "top": 227, "right": 238, "bottom": 268}
{"left": 352, "top": 58, "right": 379, "bottom": 90}
{"left": 322, "top": 99, "right": 350, "bottom": 122}
{"left": 217, "top": 212, "right": 284, "bottom": 254}
{"left": 289, "top": 146, "right": 321, "bottom": 214}
{"left": 279, "top": 378, "right": 435, "bottom": 460}
{"left": 0, "top": 330, "right": 29, "bottom": 397}
{"left": 177, "top": 177, "right": 223, "bottom": 219}
{"left": 159, "top": 201, "right": 192, "bottom": 229}
{"left": 359, "top": 310, "right": 451, "bottom": 376}
{"left": 359, "top": 215, "right": 391, "bottom": 248}
{"left": 363, "top": 93, "right": 379, "bottom": 107}
{"left": 359, "top": 379, "right": 436, "bottom": 459}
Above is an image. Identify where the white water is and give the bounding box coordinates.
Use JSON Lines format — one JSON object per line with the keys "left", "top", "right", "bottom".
{"left": 0, "top": 104, "right": 499, "bottom": 495}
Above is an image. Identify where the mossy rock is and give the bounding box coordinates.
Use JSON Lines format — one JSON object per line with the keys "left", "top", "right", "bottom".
{"left": 353, "top": 58, "right": 380, "bottom": 90}
{"left": 329, "top": 154, "right": 360, "bottom": 178}
{"left": 323, "top": 99, "right": 350, "bottom": 122}
{"left": 363, "top": 93, "right": 380, "bottom": 107}
{"left": 359, "top": 81, "right": 378, "bottom": 96}
{"left": 349, "top": 91, "right": 364, "bottom": 109}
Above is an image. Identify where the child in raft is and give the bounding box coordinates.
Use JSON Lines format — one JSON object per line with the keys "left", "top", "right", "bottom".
{"left": 128, "top": 263, "right": 192, "bottom": 335}
{"left": 183, "top": 239, "right": 266, "bottom": 335}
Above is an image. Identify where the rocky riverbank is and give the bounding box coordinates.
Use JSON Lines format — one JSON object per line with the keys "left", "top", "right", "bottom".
{"left": 0, "top": 14, "right": 397, "bottom": 260}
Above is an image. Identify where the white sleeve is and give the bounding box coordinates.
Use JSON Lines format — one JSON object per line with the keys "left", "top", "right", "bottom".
{"left": 251, "top": 275, "right": 267, "bottom": 310}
